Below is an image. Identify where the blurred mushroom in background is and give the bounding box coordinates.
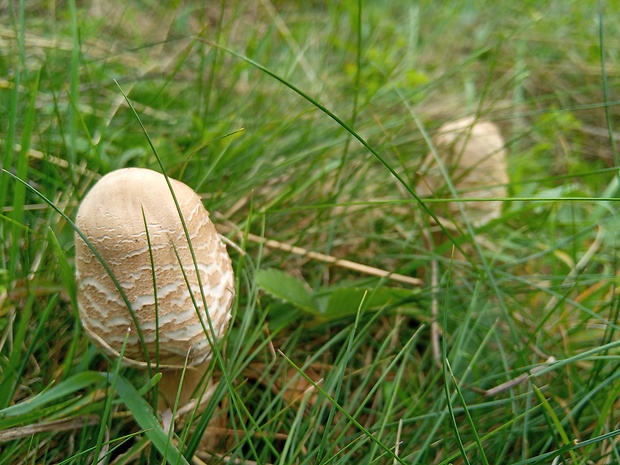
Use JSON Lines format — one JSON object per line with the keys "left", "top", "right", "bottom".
{"left": 418, "top": 116, "right": 509, "bottom": 229}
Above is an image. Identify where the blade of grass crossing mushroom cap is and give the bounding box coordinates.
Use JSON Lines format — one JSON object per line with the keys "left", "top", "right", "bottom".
{"left": 114, "top": 81, "right": 222, "bottom": 364}
{"left": 115, "top": 82, "right": 278, "bottom": 460}
{"left": 170, "top": 242, "right": 218, "bottom": 394}
{"left": 1, "top": 169, "right": 153, "bottom": 377}
{"left": 141, "top": 207, "right": 161, "bottom": 414}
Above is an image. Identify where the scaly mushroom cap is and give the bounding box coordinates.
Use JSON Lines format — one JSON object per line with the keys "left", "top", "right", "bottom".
{"left": 75, "top": 168, "right": 234, "bottom": 368}
{"left": 418, "top": 116, "right": 509, "bottom": 227}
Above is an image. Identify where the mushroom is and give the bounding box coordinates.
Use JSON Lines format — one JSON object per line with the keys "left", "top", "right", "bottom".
{"left": 74, "top": 167, "right": 235, "bottom": 412}
{"left": 418, "top": 116, "right": 508, "bottom": 228}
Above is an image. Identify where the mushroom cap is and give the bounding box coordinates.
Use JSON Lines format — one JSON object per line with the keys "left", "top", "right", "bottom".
{"left": 418, "top": 116, "right": 508, "bottom": 226}
{"left": 75, "top": 168, "right": 235, "bottom": 368}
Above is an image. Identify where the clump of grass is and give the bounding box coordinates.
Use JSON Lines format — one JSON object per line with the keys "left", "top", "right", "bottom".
{"left": 1, "top": 1, "right": 619, "bottom": 464}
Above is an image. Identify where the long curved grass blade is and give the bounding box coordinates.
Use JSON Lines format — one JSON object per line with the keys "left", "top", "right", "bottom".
{"left": 115, "top": 81, "right": 275, "bottom": 461}
{"left": 278, "top": 349, "right": 408, "bottom": 465}
{"left": 205, "top": 40, "right": 467, "bottom": 259}
{"left": 1, "top": 169, "right": 153, "bottom": 374}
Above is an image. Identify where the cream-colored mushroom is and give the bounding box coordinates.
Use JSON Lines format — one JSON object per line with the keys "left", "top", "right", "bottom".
{"left": 74, "top": 167, "right": 235, "bottom": 410}
{"left": 418, "top": 116, "right": 508, "bottom": 228}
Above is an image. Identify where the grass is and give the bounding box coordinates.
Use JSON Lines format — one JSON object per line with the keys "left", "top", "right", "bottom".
{"left": 1, "top": 0, "right": 619, "bottom": 463}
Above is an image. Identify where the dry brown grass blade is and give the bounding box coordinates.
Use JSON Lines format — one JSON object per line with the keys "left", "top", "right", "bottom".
{"left": 0, "top": 416, "right": 100, "bottom": 442}
{"left": 482, "top": 356, "right": 557, "bottom": 397}
{"left": 219, "top": 225, "right": 422, "bottom": 286}
{"left": 4, "top": 142, "right": 94, "bottom": 177}
{"left": 546, "top": 225, "right": 604, "bottom": 315}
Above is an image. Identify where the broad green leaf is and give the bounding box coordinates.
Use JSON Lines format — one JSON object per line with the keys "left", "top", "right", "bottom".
{"left": 319, "top": 286, "right": 418, "bottom": 320}
{"left": 265, "top": 301, "right": 304, "bottom": 332}
{"left": 255, "top": 268, "right": 320, "bottom": 316}
{"left": 258, "top": 269, "right": 420, "bottom": 324}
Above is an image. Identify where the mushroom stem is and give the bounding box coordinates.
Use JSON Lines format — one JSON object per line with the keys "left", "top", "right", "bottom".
{"left": 157, "top": 361, "right": 212, "bottom": 412}
{"left": 157, "top": 363, "right": 227, "bottom": 451}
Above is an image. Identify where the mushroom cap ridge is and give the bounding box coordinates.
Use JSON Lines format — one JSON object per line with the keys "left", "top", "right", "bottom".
{"left": 75, "top": 167, "right": 234, "bottom": 368}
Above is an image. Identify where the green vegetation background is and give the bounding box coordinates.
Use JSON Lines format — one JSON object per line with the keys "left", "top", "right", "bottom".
{"left": 1, "top": 1, "right": 619, "bottom": 464}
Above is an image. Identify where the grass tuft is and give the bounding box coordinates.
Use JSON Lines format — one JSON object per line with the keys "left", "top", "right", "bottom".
{"left": 1, "top": 1, "right": 620, "bottom": 464}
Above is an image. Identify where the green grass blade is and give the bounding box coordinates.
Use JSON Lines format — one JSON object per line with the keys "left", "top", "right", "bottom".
{"left": 47, "top": 227, "right": 81, "bottom": 380}
{"left": 532, "top": 384, "right": 579, "bottom": 463}
{"left": 441, "top": 253, "right": 471, "bottom": 464}
{"left": 93, "top": 329, "right": 131, "bottom": 464}
{"left": 0, "top": 371, "right": 104, "bottom": 422}
{"left": 278, "top": 349, "right": 407, "bottom": 465}
{"left": 1, "top": 169, "right": 153, "bottom": 374}
{"left": 106, "top": 375, "right": 190, "bottom": 465}
{"left": 597, "top": 0, "right": 617, "bottom": 165}
{"left": 445, "top": 359, "right": 490, "bottom": 465}
{"left": 0, "top": 291, "right": 36, "bottom": 409}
